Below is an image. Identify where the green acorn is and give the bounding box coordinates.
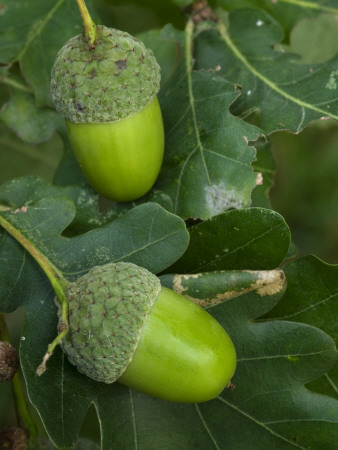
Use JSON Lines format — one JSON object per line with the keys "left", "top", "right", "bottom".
{"left": 59, "top": 262, "right": 237, "bottom": 403}
{"left": 51, "top": 0, "right": 164, "bottom": 202}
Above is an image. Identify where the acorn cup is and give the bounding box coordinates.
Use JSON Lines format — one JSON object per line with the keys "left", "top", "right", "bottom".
{"left": 58, "top": 262, "right": 237, "bottom": 403}
{"left": 51, "top": 2, "right": 164, "bottom": 202}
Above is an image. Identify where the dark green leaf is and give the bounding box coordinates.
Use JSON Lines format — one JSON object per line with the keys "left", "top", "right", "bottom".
{"left": 194, "top": 9, "right": 338, "bottom": 134}
{"left": 53, "top": 131, "right": 89, "bottom": 187}
{"left": 0, "top": 90, "right": 62, "bottom": 144}
{"left": 263, "top": 255, "right": 338, "bottom": 400}
{"left": 219, "top": 0, "right": 338, "bottom": 35}
{"left": 138, "top": 29, "right": 182, "bottom": 88}
{"left": 0, "top": 176, "right": 108, "bottom": 234}
{"left": 167, "top": 208, "right": 290, "bottom": 274}
{"left": 0, "top": 174, "right": 175, "bottom": 236}
{"left": 158, "top": 53, "right": 260, "bottom": 219}
{"left": 0, "top": 198, "right": 189, "bottom": 282}
{"left": 0, "top": 0, "right": 98, "bottom": 106}
{"left": 0, "top": 232, "right": 36, "bottom": 313}
{"left": 0, "top": 123, "right": 63, "bottom": 186}
{"left": 159, "top": 270, "right": 338, "bottom": 449}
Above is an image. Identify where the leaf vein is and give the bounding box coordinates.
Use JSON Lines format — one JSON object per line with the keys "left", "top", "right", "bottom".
{"left": 217, "top": 397, "right": 307, "bottom": 449}
{"left": 173, "top": 147, "right": 198, "bottom": 213}
{"left": 237, "top": 349, "right": 335, "bottom": 362}
{"left": 185, "top": 21, "right": 211, "bottom": 187}
{"left": 113, "top": 230, "right": 186, "bottom": 263}
{"left": 15, "top": 0, "right": 65, "bottom": 63}
{"left": 266, "top": 292, "right": 338, "bottom": 321}
{"left": 217, "top": 21, "right": 338, "bottom": 121}
{"left": 192, "top": 222, "right": 285, "bottom": 272}
{"left": 195, "top": 404, "right": 221, "bottom": 450}
{"left": 204, "top": 148, "right": 251, "bottom": 168}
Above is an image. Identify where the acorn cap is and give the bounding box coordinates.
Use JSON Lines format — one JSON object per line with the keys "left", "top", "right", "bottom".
{"left": 51, "top": 25, "right": 161, "bottom": 123}
{"left": 60, "top": 262, "right": 161, "bottom": 383}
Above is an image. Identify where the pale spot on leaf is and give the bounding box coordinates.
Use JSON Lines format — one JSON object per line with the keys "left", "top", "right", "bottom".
{"left": 204, "top": 183, "right": 247, "bottom": 216}
{"left": 326, "top": 70, "right": 338, "bottom": 90}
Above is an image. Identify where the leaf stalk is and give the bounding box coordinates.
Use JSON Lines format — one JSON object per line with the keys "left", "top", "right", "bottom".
{"left": 0, "top": 212, "right": 70, "bottom": 375}
{"left": 75, "top": 0, "right": 98, "bottom": 47}
{"left": 0, "top": 213, "right": 69, "bottom": 297}
{"left": 0, "top": 77, "right": 33, "bottom": 93}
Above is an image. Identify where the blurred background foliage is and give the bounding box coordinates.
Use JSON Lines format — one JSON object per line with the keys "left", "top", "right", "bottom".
{"left": 270, "top": 120, "right": 338, "bottom": 264}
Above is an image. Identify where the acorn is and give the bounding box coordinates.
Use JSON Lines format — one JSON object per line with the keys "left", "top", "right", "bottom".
{"left": 51, "top": 0, "right": 164, "bottom": 202}
{"left": 59, "top": 262, "right": 236, "bottom": 403}
{"left": 0, "top": 341, "right": 19, "bottom": 382}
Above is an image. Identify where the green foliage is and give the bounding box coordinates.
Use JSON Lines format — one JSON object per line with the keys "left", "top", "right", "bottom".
{"left": 0, "top": 0, "right": 98, "bottom": 105}
{"left": 166, "top": 208, "right": 290, "bottom": 273}
{"left": 264, "top": 255, "right": 338, "bottom": 400}
{"left": 0, "top": 89, "right": 62, "bottom": 144}
{"left": 288, "top": 13, "right": 338, "bottom": 64}
{"left": 0, "top": 0, "right": 338, "bottom": 449}
{"left": 219, "top": 0, "right": 338, "bottom": 34}
{"left": 194, "top": 9, "right": 338, "bottom": 133}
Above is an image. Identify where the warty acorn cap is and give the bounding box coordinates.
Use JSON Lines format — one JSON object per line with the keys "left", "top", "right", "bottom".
{"left": 59, "top": 262, "right": 161, "bottom": 383}
{"left": 51, "top": 25, "right": 161, "bottom": 123}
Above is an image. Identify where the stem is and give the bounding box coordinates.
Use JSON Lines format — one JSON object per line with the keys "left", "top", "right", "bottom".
{"left": 185, "top": 19, "right": 194, "bottom": 72}
{"left": 0, "top": 315, "right": 38, "bottom": 442}
{"left": 75, "top": 0, "right": 98, "bottom": 46}
{"left": 0, "top": 212, "right": 70, "bottom": 375}
{"left": 0, "top": 77, "right": 33, "bottom": 93}
{"left": 11, "top": 373, "right": 38, "bottom": 440}
{"left": 0, "top": 214, "right": 69, "bottom": 297}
